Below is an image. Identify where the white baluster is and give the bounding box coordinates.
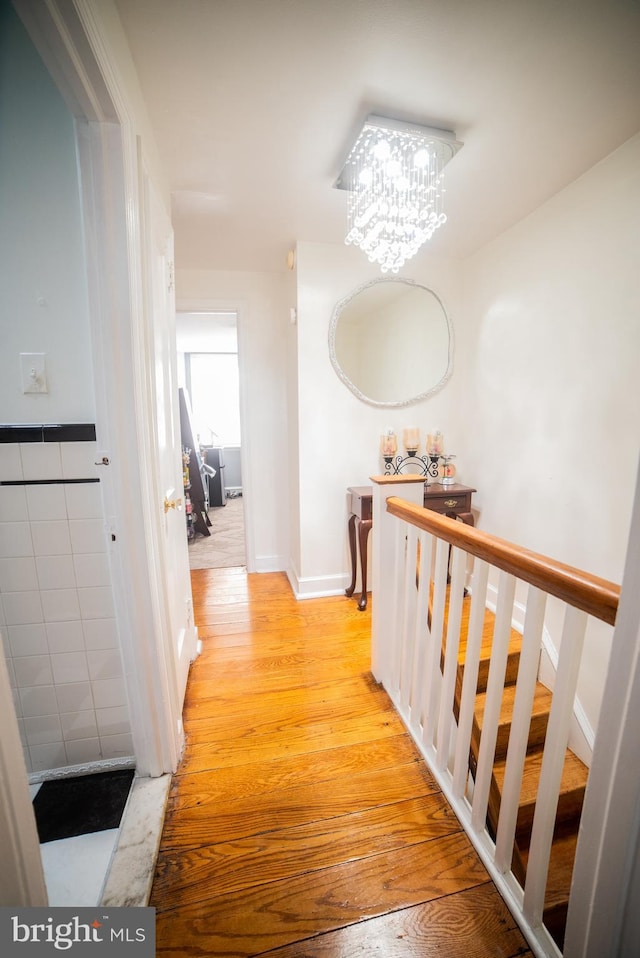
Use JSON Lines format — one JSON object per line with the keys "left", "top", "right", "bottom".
{"left": 471, "top": 570, "right": 517, "bottom": 833}
{"left": 494, "top": 587, "right": 547, "bottom": 873}
{"left": 410, "top": 530, "right": 433, "bottom": 734}
{"left": 399, "top": 525, "right": 419, "bottom": 711}
{"left": 524, "top": 604, "right": 588, "bottom": 926}
{"left": 389, "top": 518, "right": 407, "bottom": 696}
{"left": 422, "top": 536, "right": 450, "bottom": 751}
{"left": 436, "top": 544, "right": 467, "bottom": 772}
{"left": 453, "top": 559, "right": 489, "bottom": 798}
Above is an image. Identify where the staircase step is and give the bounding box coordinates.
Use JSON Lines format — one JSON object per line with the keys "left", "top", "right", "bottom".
{"left": 459, "top": 646, "right": 522, "bottom": 695}
{"left": 439, "top": 591, "right": 523, "bottom": 695}
{"left": 492, "top": 748, "right": 588, "bottom": 846}
{"left": 473, "top": 682, "right": 553, "bottom": 760}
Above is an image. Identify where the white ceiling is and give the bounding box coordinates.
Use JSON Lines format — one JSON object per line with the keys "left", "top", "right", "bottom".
{"left": 115, "top": 0, "right": 640, "bottom": 274}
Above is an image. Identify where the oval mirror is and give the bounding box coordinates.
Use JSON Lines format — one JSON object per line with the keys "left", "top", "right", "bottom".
{"left": 329, "top": 278, "right": 453, "bottom": 407}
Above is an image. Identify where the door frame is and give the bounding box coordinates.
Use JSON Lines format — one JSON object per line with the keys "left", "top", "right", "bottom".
{"left": 11, "top": 0, "right": 187, "bottom": 778}
{"left": 176, "top": 300, "right": 255, "bottom": 572}
{"left": 140, "top": 167, "right": 199, "bottom": 721}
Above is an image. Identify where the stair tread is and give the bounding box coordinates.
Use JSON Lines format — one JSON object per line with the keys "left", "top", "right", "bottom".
{"left": 471, "top": 682, "right": 552, "bottom": 761}
{"left": 456, "top": 610, "right": 522, "bottom": 664}
{"left": 446, "top": 596, "right": 523, "bottom": 696}
{"left": 493, "top": 747, "right": 588, "bottom": 807}
{"left": 474, "top": 681, "right": 553, "bottom": 727}
{"left": 441, "top": 592, "right": 523, "bottom": 665}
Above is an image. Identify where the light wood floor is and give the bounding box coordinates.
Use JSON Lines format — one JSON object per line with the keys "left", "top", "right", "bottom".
{"left": 150, "top": 568, "right": 533, "bottom": 957}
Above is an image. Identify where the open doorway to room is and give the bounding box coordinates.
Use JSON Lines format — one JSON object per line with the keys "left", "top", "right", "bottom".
{"left": 175, "top": 311, "right": 246, "bottom": 569}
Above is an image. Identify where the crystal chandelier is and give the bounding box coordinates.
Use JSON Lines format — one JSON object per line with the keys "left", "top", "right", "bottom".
{"left": 336, "top": 116, "right": 462, "bottom": 274}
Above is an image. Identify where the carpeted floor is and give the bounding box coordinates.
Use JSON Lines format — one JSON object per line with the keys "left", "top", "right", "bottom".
{"left": 188, "top": 494, "right": 246, "bottom": 569}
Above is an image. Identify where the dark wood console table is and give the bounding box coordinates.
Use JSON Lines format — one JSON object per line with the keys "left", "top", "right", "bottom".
{"left": 345, "top": 486, "right": 373, "bottom": 611}
{"left": 423, "top": 482, "right": 476, "bottom": 527}
{"left": 345, "top": 482, "right": 476, "bottom": 610}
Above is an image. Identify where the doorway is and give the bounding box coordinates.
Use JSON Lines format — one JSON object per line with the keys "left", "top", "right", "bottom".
{"left": 176, "top": 311, "right": 247, "bottom": 569}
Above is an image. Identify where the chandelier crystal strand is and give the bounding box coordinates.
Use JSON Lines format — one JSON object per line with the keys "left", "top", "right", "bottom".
{"left": 342, "top": 118, "right": 460, "bottom": 273}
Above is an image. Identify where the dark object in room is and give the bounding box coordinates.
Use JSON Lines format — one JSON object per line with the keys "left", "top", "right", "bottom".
{"left": 33, "top": 769, "right": 135, "bottom": 843}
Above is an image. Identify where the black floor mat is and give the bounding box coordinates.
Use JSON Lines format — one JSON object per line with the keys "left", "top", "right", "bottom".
{"left": 33, "top": 769, "right": 135, "bottom": 843}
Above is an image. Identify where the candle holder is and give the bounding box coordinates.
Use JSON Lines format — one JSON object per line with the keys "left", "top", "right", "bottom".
{"left": 382, "top": 451, "right": 442, "bottom": 481}
{"left": 441, "top": 455, "right": 457, "bottom": 485}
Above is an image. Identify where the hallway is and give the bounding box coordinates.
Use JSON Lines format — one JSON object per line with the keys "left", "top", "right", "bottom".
{"left": 150, "top": 568, "right": 533, "bottom": 957}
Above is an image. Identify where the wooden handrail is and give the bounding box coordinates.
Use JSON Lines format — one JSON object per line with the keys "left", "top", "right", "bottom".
{"left": 386, "top": 496, "right": 620, "bottom": 626}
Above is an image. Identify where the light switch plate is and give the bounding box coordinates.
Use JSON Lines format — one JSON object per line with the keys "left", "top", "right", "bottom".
{"left": 20, "top": 352, "right": 48, "bottom": 393}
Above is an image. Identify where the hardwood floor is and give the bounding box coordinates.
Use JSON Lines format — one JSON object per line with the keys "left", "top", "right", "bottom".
{"left": 150, "top": 568, "right": 533, "bottom": 957}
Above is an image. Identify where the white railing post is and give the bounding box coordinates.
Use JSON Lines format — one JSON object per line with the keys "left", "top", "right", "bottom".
{"left": 370, "top": 476, "right": 425, "bottom": 686}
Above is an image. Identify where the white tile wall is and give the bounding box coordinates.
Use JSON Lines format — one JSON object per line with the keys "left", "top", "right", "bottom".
{"left": 31, "top": 520, "right": 72, "bottom": 556}
{"left": 19, "top": 684, "right": 58, "bottom": 717}
{"left": 0, "top": 485, "right": 28, "bottom": 521}
{"left": 26, "top": 484, "right": 66, "bottom": 521}
{"left": 60, "top": 443, "right": 98, "bottom": 481}
{"left": 0, "top": 521, "right": 34, "bottom": 558}
{"left": 46, "top": 620, "right": 85, "bottom": 653}
{"left": 42, "top": 588, "right": 81, "bottom": 622}
{"left": 73, "top": 553, "right": 110, "bottom": 588}
{"left": 82, "top": 618, "right": 118, "bottom": 650}
{"left": 8, "top": 623, "right": 48, "bottom": 657}
{"left": 0, "top": 444, "right": 23, "bottom": 481}
{"left": 3, "top": 591, "right": 44, "bottom": 625}
{"left": 0, "top": 439, "right": 133, "bottom": 773}
{"left": 37, "top": 555, "right": 76, "bottom": 590}
{"left": 20, "top": 443, "right": 62, "bottom": 481}
{"left": 0, "top": 557, "right": 38, "bottom": 592}
{"left": 55, "top": 681, "right": 94, "bottom": 713}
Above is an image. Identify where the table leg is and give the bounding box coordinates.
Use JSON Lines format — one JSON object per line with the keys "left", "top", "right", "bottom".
{"left": 357, "top": 519, "right": 373, "bottom": 610}
{"left": 345, "top": 513, "right": 357, "bottom": 598}
{"left": 445, "top": 511, "right": 475, "bottom": 592}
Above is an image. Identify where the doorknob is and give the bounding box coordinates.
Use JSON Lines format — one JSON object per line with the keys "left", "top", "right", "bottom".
{"left": 163, "top": 496, "right": 183, "bottom": 514}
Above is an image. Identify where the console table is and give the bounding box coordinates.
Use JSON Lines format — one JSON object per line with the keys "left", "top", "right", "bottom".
{"left": 345, "top": 482, "right": 476, "bottom": 610}
{"left": 345, "top": 487, "right": 373, "bottom": 610}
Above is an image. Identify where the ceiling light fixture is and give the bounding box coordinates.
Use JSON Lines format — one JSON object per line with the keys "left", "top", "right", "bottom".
{"left": 335, "top": 115, "right": 462, "bottom": 274}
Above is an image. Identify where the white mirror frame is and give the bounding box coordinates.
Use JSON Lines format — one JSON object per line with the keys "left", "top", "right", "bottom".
{"left": 328, "top": 277, "right": 454, "bottom": 408}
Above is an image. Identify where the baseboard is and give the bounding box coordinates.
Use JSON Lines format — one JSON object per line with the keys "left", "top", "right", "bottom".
{"left": 286, "top": 566, "right": 350, "bottom": 600}
{"left": 254, "top": 553, "right": 287, "bottom": 573}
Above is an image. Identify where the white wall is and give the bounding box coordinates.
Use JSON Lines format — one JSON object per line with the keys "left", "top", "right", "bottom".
{"left": 176, "top": 269, "right": 291, "bottom": 572}
{"left": 457, "top": 133, "right": 640, "bottom": 730}
{"left": 294, "top": 242, "right": 463, "bottom": 595}
{"left": 0, "top": 2, "right": 94, "bottom": 424}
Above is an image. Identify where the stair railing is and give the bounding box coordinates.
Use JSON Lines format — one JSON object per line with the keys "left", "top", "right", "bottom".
{"left": 370, "top": 477, "right": 619, "bottom": 958}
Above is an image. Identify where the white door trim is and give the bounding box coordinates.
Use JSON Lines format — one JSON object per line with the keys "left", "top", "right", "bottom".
{"left": 76, "top": 117, "right": 180, "bottom": 777}
{"left": 176, "top": 299, "right": 256, "bottom": 573}
{"left": 0, "top": 654, "right": 47, "bottom": 905}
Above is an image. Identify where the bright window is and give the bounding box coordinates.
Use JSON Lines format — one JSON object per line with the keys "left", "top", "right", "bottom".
{"left": 187, "top": 352, "right": 241, "bottom": 447}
